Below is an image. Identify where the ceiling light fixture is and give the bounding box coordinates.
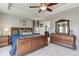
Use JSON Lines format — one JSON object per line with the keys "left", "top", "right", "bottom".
{"left": 40, "top": 4, "right": 47, "bottom": 10}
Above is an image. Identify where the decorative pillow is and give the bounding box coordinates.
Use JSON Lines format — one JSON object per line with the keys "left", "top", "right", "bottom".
{"left": 21, "top": 32, "right": 33, "bottom": 35}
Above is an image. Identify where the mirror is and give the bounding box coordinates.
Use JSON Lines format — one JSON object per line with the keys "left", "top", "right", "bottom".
{"left": 55, "top": 19, "right": 70, "bottom": 35}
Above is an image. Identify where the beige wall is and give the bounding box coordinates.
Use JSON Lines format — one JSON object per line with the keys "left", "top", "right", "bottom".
{"left": 0, "top": 15, "right": 33, "bottom": 36}
{"left": 39, "top": 20, "right": 50, "bottom": 35}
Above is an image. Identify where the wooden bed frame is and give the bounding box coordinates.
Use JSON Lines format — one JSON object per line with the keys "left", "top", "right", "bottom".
{"left": 16, "top": 35, "right": 48, "bottom": 56}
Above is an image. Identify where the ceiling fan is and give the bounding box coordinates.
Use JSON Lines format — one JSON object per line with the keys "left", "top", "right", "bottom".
{"left": 29, "top": 3, "right": 58, "bottom": 13}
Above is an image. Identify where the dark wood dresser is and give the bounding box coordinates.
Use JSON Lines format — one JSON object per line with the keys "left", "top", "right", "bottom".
{"left": 0, "top": 36, "right": 10, "bottom": 47}
{"left": 50, "top": 33, "right": 76, "bottom": 49}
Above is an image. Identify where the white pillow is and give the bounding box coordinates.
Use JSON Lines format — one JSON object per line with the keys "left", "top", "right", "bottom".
{"left": 22, "top": 32, "right": 32, "bottom": 35}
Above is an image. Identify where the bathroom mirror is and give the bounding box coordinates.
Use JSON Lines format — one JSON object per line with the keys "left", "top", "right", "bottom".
{"left": 55, "top": 19, "right": 70, "bottom": 35}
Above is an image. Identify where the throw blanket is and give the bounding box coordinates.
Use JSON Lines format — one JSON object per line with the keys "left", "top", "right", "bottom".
{"left": 9, "top": 35, "right": 19, "bottom": 56}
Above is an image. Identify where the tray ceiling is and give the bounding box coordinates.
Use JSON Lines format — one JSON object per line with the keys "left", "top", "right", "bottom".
{"left": 0, "top": 3, "right": 79, "bottom": 20}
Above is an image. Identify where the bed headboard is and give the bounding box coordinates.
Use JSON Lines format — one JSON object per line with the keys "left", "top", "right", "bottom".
{"left": 11, "top": 27, "right": 33, "bottom": 35}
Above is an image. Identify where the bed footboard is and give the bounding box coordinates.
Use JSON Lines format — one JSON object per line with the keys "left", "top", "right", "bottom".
{"left": 16, "top": 35, "right": 48, "bottom": 56}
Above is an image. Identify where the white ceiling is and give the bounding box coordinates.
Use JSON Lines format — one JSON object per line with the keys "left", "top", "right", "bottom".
{"left": 0, "top": 3, "right": 79, "bottom": 20}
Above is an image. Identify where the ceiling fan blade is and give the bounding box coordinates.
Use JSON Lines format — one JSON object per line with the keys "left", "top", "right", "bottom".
{"left": 8, "top": 3, "right": 12, "bottom": 10}
{"left": 47, "top": 3, "right": 58, "bottom": 7}
{"left": 46, "top": 8, "right": 52, "bottom": 12}
{"left": 38, "top": 9, "right": 41, "bottom": 13}
{"left": 29, "top": 6, "right": 39, "bottom": 8}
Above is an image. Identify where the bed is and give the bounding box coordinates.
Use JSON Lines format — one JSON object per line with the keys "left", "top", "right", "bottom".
{"left": 9, "top": 27, "right": 48, "bottom": 56}
{"left": 10, "top": 33, "right": 48, "bottom": 56}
